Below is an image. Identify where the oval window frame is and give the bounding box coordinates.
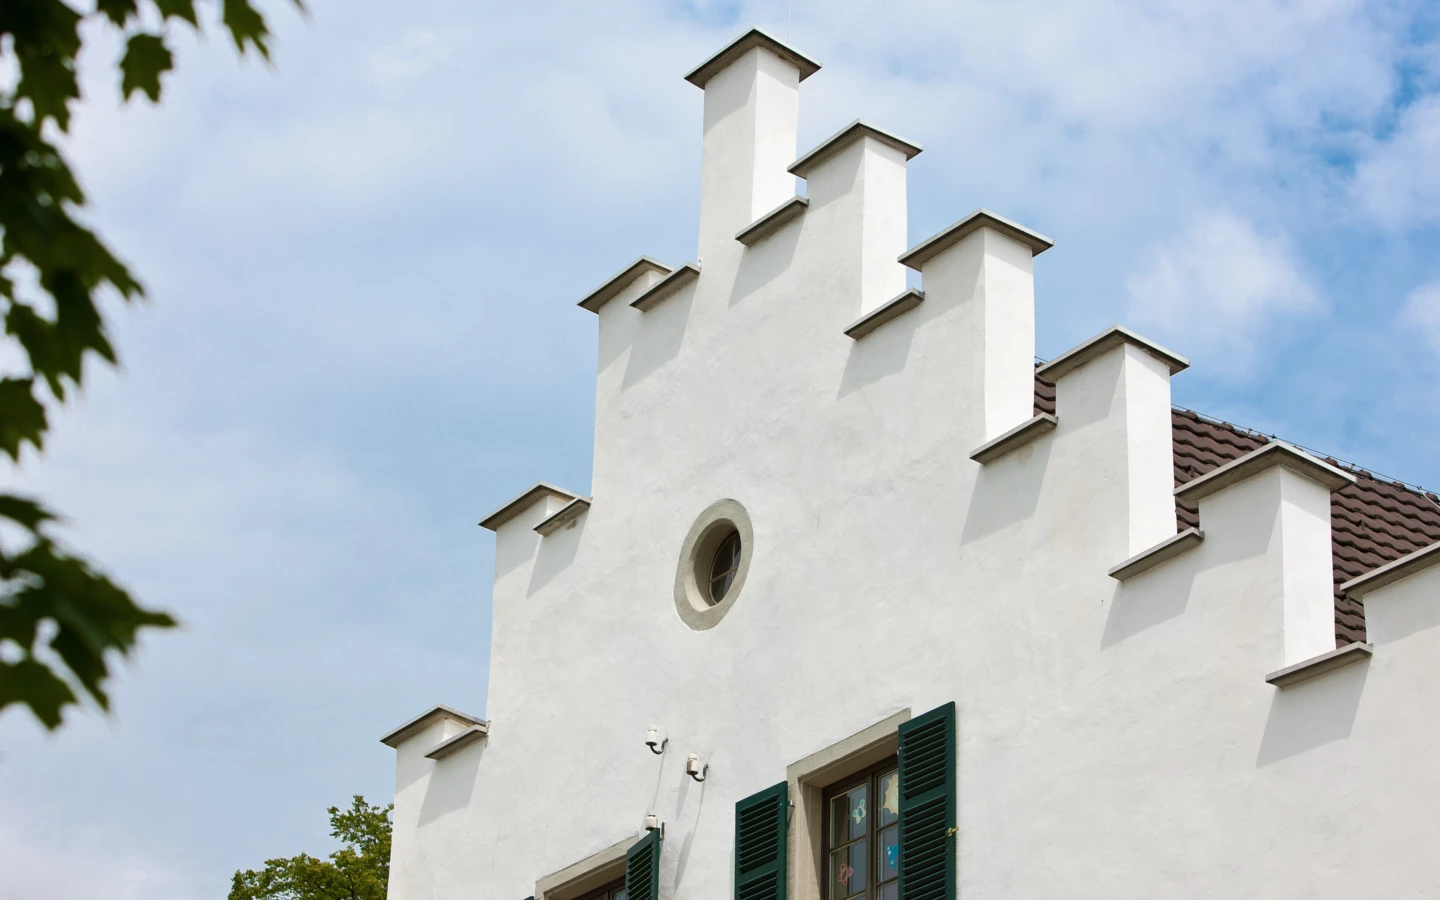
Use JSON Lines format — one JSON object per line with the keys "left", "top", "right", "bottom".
{"left": 674, "top": 499, "right": 754, "bottom": 631}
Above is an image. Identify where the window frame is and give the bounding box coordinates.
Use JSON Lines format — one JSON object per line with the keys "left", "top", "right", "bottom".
{"left": 819, "top": 756, "right": 899, "bottom": 900}
{"left": 574, "top": 876, "right": 627, "bottom": 900}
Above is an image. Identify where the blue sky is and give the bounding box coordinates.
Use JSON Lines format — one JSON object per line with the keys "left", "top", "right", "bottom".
{"left": 1, "top": 0, "right": 1438, "bottom": 897}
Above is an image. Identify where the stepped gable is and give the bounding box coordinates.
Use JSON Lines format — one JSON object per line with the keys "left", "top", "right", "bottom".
{"left": 1034, "top": 372, "right": 1440, "bottom": 646}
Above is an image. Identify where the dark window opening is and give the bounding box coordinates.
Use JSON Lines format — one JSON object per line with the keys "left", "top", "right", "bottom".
{"left": 708, "top": 529, "right": 742, "bottom": 603}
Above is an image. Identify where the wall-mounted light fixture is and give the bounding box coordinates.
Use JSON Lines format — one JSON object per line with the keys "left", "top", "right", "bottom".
{"left": 645, "top": 726, "right": 667, "bottom": 755}
{"left": 686, "top": 754, "right": 708, "bottom": 782}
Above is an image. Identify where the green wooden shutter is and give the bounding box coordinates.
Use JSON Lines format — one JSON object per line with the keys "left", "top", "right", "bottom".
{"left": 626, "top": 827, "right": 662, "bottom": 900}
{"left": 897, "top": 702, "right": 955, "bottom": 900}
{"left": 734, "top": 782, "right": 788, "bottom": 900}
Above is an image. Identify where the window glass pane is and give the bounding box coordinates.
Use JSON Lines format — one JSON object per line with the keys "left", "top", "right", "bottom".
{"left": 830, "top": 840, "right": 867, "bottom": 899}
{"left": 613, "top": 889, "right": 628, "bottom": 900}
{"left": 710, "top": 534, "right": 738, "bottom": 581}
{"left": 879, "top": 882, "right": 898, "bottom": 900}
{"left": 846, "top": 783, "right": 868, "bottom": 841}
{"left": 829, "top": 784, "right": 868, "bottom": 846}
{"left": 878, "top": 770, "right": 899, "bottom": 827}
{"left": 877, "top": 824, "right": 898, "bottom": 882}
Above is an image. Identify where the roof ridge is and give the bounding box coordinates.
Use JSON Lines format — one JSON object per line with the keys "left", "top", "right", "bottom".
{"left": 1168, "top": 404, "right": 1440, "bottom": 506}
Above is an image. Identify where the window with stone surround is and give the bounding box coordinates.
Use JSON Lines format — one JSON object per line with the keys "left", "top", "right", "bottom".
{"left": 822, "top": 759, "right": 900, "bottom": 900}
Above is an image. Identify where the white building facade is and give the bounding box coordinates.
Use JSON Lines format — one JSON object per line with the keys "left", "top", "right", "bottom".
{"left": 380, "top": 30, "right": 1440, "bottom": 900}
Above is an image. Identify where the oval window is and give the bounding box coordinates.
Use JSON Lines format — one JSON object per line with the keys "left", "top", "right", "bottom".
{"left": 673, "top": 499, "right": 753, "bottom": 631}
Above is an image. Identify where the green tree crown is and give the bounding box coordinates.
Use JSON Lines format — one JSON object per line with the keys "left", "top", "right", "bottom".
{"left": 230, "top": 796, "right": 393, "bottom": 900}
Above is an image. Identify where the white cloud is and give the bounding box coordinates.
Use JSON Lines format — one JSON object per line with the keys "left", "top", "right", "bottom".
{"left": 1352, "top": 95, "right": 1440, "bottom": 228}
{"left": 1125, "top": 211, "right": 1319, "bottom": 370}
{"left": 1401, "top": 280, "right": 1440, "bottom": 355}
{"left": 0, "top": 827, "right": 197, "bottom": 900}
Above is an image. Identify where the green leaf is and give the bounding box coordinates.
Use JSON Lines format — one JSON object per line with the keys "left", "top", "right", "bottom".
{"left": 0, "top": 107, "right": 142, "bottom": 403}
{"left": 154, "top": 0, "right": 200, "bottom": 26}
{"left": 95, "top": 0, "right": 141, "bottom": 28}
{"left": 0, "top": 494, "right": 57, "bottom": 531}
{"left": 120, "top": 33, "right": 175, "bottom": 103}
{"left": 0, "top": 378, "right": 48, "bottom": 461}
{"left": 222, "top": 0, "right": 274, "bottom": 59}
{"left": 0, "top": 659, "right": 78, "bottom": 729}
{"left": 0, "top": 501, "right": 177, "bottom": 729}
{"left": 5, "top": 0, "right": 84, "bottom": 130}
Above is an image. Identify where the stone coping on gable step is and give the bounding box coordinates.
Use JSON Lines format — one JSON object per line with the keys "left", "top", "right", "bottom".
{"left": 1108, "top": 528, "right": 1205, "bottom": 582}
{"left": 479, "top": 483, "right": 583, "bottom": 531}
{"left": 968, "top": 414, "right": 1058, "bottom": 465}
{"left": 1340, "top": 539, "right": 1440, "bottom": 599}
{"left": 736, "top": 196, "right": 808, "bottom": 246}
{"left": 425, "top": 725, "right": 488, "bottom": 760}
{"left": 788, "top": 120, "right": 922, "bottom": 179}
{"left": 380, "top": 704, "right": 487, "bottom": 748}
{"left": 631, "top": 263, "right": 701, "bottom": 312}
{"left": 1174, "top": 441, "right": 1355, "bottom": 504}
{"left": 899, "top": 209, "right": 1053, "bottom": 271}
{"left": 535, "top": 497, "right": 592, "bottom": 536}
{"left": 684, "top": 27, "right": 821, "bottom": 88}
{"left": 844, "top": 288, "right": 924, "bottom": 339}
{"left": 578, "top": 257, "right": 672, "bottom": 313}
{"left": 1035, "top": 325, "right": 1190, "bottom": 382}
{"left": 1265, "top": 643, "right": 1373, "bottom": 688}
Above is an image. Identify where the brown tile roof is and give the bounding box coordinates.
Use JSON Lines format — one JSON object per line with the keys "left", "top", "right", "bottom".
{"left": 1034, "top": 373, "right": 1440, "bottom": 646}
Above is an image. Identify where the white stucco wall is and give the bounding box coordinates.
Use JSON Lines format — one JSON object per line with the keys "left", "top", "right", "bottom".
{"left": 384, "top": 33, "right": 1440, "bottom": 900}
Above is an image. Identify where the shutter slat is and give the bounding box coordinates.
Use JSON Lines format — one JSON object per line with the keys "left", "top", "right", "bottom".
{"left": 897, "top": 702, "right": 955, "bottom": 900}
{"left": 626, "top": 828, "right": 661, "bottom": 900}
{"left": 734, "top": 782, "right": 788, "bottom": 900}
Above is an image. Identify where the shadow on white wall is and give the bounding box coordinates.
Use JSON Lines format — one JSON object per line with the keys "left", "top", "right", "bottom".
{"left": 418, "top": 741, "right": 484, "bottom": 826}
{"left": 1255, "top": 661, "right": 1368, "bottom": 767}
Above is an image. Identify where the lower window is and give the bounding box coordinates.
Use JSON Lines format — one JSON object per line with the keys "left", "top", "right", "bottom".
{"left": 824, "top": 759, "right": 899, "bottom": 900}
{"left": 577, "top": 877, "right": 627, "bottom": 900}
